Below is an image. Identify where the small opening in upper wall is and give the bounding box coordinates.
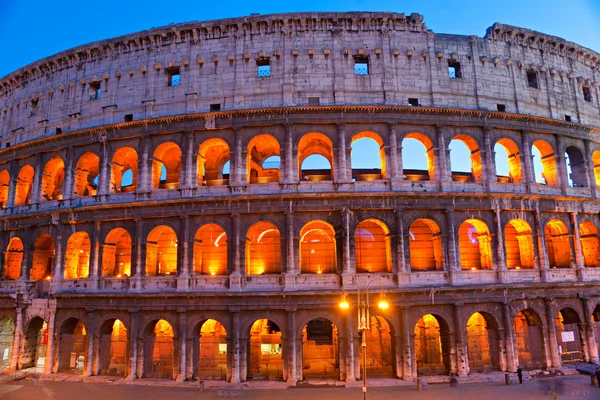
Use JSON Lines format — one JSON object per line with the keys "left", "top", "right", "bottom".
{"left": 29, "top": 99, "right": 38, "bottom": 117}
{"left": 448, "top": 60, "right": 462, "bottom": 79}
{"left": 497, "top": 104, "right": 506, "bottom": 112}
{"left": 408, "top": 98, "right": 419, "bottom": 107}
{"left": 353, "top": 56, "right": 369, "bottom": 75}
{"left": 166, "top": 67, "right": 181, "bottom": 87}
{"left": 257, "top": 59, "right": 271, "bottom": 77}
{"left": 583, "top": 86, "right": 592, "bottom": 102}
{"left": 55, "top": 127, "right": 63, "bottom": 135}
{"left": 526, "top": 70, "right": 538, "bottom": 89}
{"left": 565, "top": 115, "right": 572, "bottom": 122}
{"left": 89, "top": 82, "right": 101, "bottom": 100}
{"left": 308, "top": 97, "right": 320, "bottom": 106}
{"left": 210, "top": 104, "right": 221, "bottom": 112}
{"left": 124, "top": 114, "right": 133, "bottom": 122}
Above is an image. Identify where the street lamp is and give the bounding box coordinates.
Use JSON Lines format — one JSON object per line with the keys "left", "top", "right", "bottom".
{"left": 339, "top": 279, "right": 389, "bottom": 400}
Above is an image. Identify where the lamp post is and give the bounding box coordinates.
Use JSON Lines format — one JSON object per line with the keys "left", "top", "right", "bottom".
{"left": 339, "top": 279, "right": 389, "bottom": 400}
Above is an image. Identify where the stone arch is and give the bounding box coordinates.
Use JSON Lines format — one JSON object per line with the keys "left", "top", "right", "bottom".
{"left": 579, "top": 220, "right": 600, "bottom": 267}
{"left": 301, "top": 318, "right": 340, "bottom": 379}
{"left": 532, "top": 139, "right": 559, "bottom": 186}
{"left": 20, "top": 316, "right": 47, "bottom": 369}
{"left": 102, "top": 228, "right": 132, "bottom": 277}
{"left": 545, "top": 220, "right": 573, "bottom": 268}
{"left": 555, "top": 307, "right": 584, "bottom": 363}
{"left": 513, "top": 309, "right": 545, "bottom": 369}
{"left": 298, "top": 132, "right": 334, "bottom": 181}
{"left": 0, "top": 169, "right": 9, "bottom": 208}
{"left": 247, "top": 134, "right": 280, "bottom": 184}
{"left": 350, "top": 131, "right": 386, "bottom": 180}
{"left": 450, "top": 134, "right": 483, "bottom": 182}
{"left": 197, "top": 138, "right": 230, "bottom": 186}
{"left": 354, "top": 219, "right": 391, "bottom": 273}
{"left": 504, "top": 219, "right": 535, "bottom": 269}
{"left": 414, "top": 313, "right": 451, "bottom": 376}
{"left": 143, "top": 318, "right": 176, "bottom": 379}
{"left": 58, "top": 318, "right": 87, "bottom": 373}
{"left": 73, "top": 152, "right": 100, "bottom": 196}
{"left": 192, "top": 318, "right": 228, "bottom": 380}
{"left": 0, "top": 317, "right": 14, "bottom": 370}
{"left": 111, "top": 146, "right": 138, "bottom": 193}
{"left": 146, "top": 225, "right": 178, "bottom": 276}
{"left": 592, "top": 150, "right": 600, "bottom": 188}
{"left": 41, "top": 156, "right": 65, "bottom": 201}
{"left": 362, "top": 315, "right": 395, "bottom": 378}
{"left": 458, "top": 219, "right": 493, "bottom": 270}
{"left": 64, "top": 232, "right": 91, "bottom": 279}
{"left": 4, "top": 237, "right": 23, "bottom": 280}
{"left": 14, "top": 164, "right": 34, "bottom": 205}
{"left": 193, "top": 223, "right": 227, "bottom": 275}
{"left": 465, "top": 312, "right": 502, "bottom": 372}
{"left": 401, "top": 132, "right": 436, "bottom": 181}
{"left": 152, "top": 142, "right": 182, "bottom": 189}
{"left": 564, "top": 145, "right": 588, "bottom": 187}
{"left": 97, "top": 319, "right": 128, "bottom": 376}
{"left": 30, "top": 234, "right": 55, "bottom": 280}
{"left": 299, "top": 220, "right": 336, "bottom": 274}
{"left": 408, "top": 218, "right": 443, "bottom": 271}
{"left": 494, "top": 138, "right": 523, "bottom": 183}
{"left": 246, "top": 221, "right": 281, "bottom": 275}
{"left": 247, "top": 318, "right": 283, "bottom": 380}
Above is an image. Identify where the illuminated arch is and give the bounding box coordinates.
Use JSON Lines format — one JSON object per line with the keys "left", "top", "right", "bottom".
{"left": 513, "top": 309, "right": 545, "bottom": 369}
{"left": 30, "top": 234, "right": 55, "bottom": 280}
{"left": 98, "top": 319, "right": 128, "bottom": 377}
{"left": 197, "top": 138, "right": 230, "bottom": 186}
{"left": 193, "top": 224, "right": 227, "bottom": 275}
{"left": 4, "top": 237, "right": 23, "bottom": 280}
{"left": 144, "top": 319, "right": 175, "bottom": 379}
{"left": 450, "top": 134, "right": 482, "bottom": 182}
{"left": 0, "top": 317, "right": 14, "bottom": 369}
{"left": 14, "top": 165, "right": 34, "bottom": 205}
{"left": 579, "top": 221, "right": 599, "bottom": 267}
{"left": 494, "top": 138, "right": 523, "bottom": 183}
{"left": 565, "top": 146, "right": 588, "bottom": 187}
{"left": 592, "top": 150, "right": 600, "bottom": 188}
{"left": 248, "top": 319, "right": 282, "bottom": 380}
{"left": 21, "top": 316, "right": 48, "bottom": 369}
{"left": 351, "top": 131, "right": 386, "bottom": 180}
{"left": 354, "top": 219, "right": 391, "bottom": 273}
{"left": 102, "top": 228, "right": 132, "bottom": 277}
{"left": 458, "top": 219, "right": 492, "bottom": 270}
{"left": 152, "top": 142, "right": 182, "bottom": 189}
{"left": 0, "top": 169, "right": 9, "bottom": 208}
{"left": 555, "top": 308, "right": 584, "bottom": 363}
{"left": 302, "top": 318, "right": 340, "bottom": 378}
{"left": 247, "top": 134, "right": 280, "bottom": 184}
{"left": 532, "top": 140, "right": 558, "bottom": 186}
{"left": 545, "top": 220, "right": 573, "bottom": 268}
{"left": 111, "top": 147, "right": 138, "bottom": 193}
{"left": 64, "top": 232, "right": 91, "bottom": 279}
{"left": 58, "top": 318, "right": 87, "bottom": 373}
{"left": 402, "top": 133, "right": 435, "bottom": 181}
{"left": 414, "top": 314, "right": 451, "bottom": 376}
{"left": 73, "top": 152, "right": 100, "bottom": 196}
{"left": 300, "top": 220, "right": 336, "bottom": 274}
{"left": 41, "top": 156, "right": 65, "bottom": 201}
{"left": 146, "top": 225, "right": 178, "bottom": 276}
{"left": 298, "top": 132, "right": 334, "bottom": 181}
{"left": 246, "top": 221, "right": 281, "bottom": 274}
{"left": 195, "top": 319, "right": 228, "bottom": 380}
{"left": 408, "top": 219, "right": 443, "bottom": 271}
{"left": 465, "top": 312, "right": 501, "bottom": 372}
{"left": 504, "top": 219, "right": 535, "bottom": 269}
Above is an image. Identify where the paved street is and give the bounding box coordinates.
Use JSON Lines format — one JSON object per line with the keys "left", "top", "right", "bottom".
{"left": 0, "top": 376, "right": 598, "bottom": 400}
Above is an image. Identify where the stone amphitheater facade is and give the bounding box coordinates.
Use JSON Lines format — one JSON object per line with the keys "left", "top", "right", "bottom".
{"left": 1, "top": 11, "right": 600, "bottom": 384}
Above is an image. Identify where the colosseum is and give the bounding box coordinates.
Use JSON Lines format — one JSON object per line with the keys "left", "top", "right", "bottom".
{"left": 0, "top": 11, "right": 600, "bottom": 386}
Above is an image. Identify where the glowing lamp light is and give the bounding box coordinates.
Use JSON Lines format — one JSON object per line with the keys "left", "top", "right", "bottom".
{"left": 117, "top": 274, "right": 122, "bottom": 278}
{"left": 378, "top": 299, "right": 390, "bottom": 310}
{"left": 515, "top": 266, "right": 521, "bottom": 270}
{"left": 471, "top": 267, "right": 476, "bottom": 271}
{"left": 45, "top": 276, "right": 51, "bottom": 281}
{"left": 339, "top": 296, "right": 350, "bottom": 310}
{"left": 210, "top": 272, "right": 216, "bottom": 276}
{"left": 80, "top": 250, "right": 84, "bottom": 253}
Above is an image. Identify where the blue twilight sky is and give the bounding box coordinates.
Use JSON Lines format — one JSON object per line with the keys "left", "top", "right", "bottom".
{"left": 1, "top": 0, "right": 598, "bottom": 178}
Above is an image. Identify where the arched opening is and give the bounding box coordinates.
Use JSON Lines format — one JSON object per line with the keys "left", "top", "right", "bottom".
{"left": 494, "top": 139, "right": 523, "bottom": 183}
{"left": 101, "top": 228, "right": 132, "bottom": 277}
{"left": 302, "top": 318, "right": 339, "bottom": 378}
{"left": 465, "top": 312, "right": 501, "bottom": 372}
{"left": 0, "top": 170, "right": 9, "bottom": 208}
{"left": 592, "top": 150, "right": 600, "bottom": 188}
{"left": 20, "top": 317, "right": 47, "bottom": 370}
{"left": 351, "top": 133, "right": 386, "bottom": 181}
{"left": 64, "top": 232, "right": 90, "bottom": 279}
{"left": 248, "top": 319, "right": 282, "bottom": 380}
{"left": 146, "top": 226, "right": 178, "bottom": 276}
{"left": 31, "top": 234, "right": 55, "bottom": 280}
{"left": 58, "top": 318, "right": 86, "bottom": 373}
{"left": 144, "top": 319, "right": 175, "bottom": 379}
{"left": 298, "top": 133, "right": 334, "bottom": 182}
{"left": 513, "top": 310, "right": 545, "bottom": 369}
{"left": 246, "top": 222, "right": 281, "bottom": 275}
{"left": 4, "top": 237, "right": 23, "bottom": 280}
{"left": 545, "top": 220, "right": 573, "bottom": 268}
{"left": 111, "top": 147, "right": 138, "bottom": 193}
{"left": 98, "top": 319, "right": 128, "bottom": 376}
{"left": 41, "top": 156, "right": 65, "bottom": 201}
{"left": 408, "top": 219, "right": 443, "bottom": 271}
{"left": 300, "top": 221, "right": 336, "bottom": 274}
{"left": 579, "top": 221, "right": 600, "bottom": 267}
{"left": 73, "top": 152, "right": 100, "bottom": 196}
{"left": 152, "top": 142, "right": 182, "bottom": 189}
{"left": 458, "top": 219, "right": 493, "bottom": 270}
{"left": 354, "top": 220, "right": 391, "bottom": 273}
{"left": 532, "top": 140, "right": 558, "bottom": 186}
{"left": 414, "top": 314, "right": 451, "bottom": 376}
{"left": 450, "top": 135, "right": 482, "bottom": 182}
{"left": 194, "top": 319, "right": 227, "bottom": 380}
{"left": 193, "top": 224, "right": 227, "bottom": 275}
{"left": 555, "top": 308, "right": 584, "bottom": 363}
{"left": 361, "top": 316, "right": 393, "bottom": 377}
{"left": 14, "top": 165, "right": 34, "bottom": 205}
{"left": 504, "top": 219, "right": 535, "bottom": 269}
{"left": 197, "top": 138, "right": 230, "bottom": 186}
{"left": 247, "top": 134, "right": 280, "bottom": 184}
{"left": 402, "top": 133, "right": 435, "bottom": 181}
{"left": 565, "top": 146, "right": 588, "bottom": 187}
{"left": 592, "top": 306, "right": 600, "bottom": 358}
{"left": 0, "top": 317, "right": 14, "bottom": 370}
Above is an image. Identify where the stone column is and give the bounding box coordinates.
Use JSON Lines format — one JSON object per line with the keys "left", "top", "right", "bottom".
{"left": 394, "top": 208, "right": 406, "bottom": 275}
{"left": 230, "top": 311, "right": 241, "bottom": 383}
{"left": 231, "top": 213, "right": 241, "bottom": 275}
{"left": 482, "top": 127, "right": 495, "bottom": 185}
{"left": 52, "top": 232, "right": 64, "bottom": 280}
{"left": 9, "top": 306, "right": 22, "bottom": 371}
{"left": 285, "top": 212, "right": 296, "bottom": 275}
{"left": 454, "top": 303, "right": 468, "bottom": 376}
{"left": 582, "top": 297, "right": 600, "bottom": 363}
{"left": 177, "top": 311, "right": 187, "bottom": 382}
{"left": 436, "top": 125, "right": 451, "bottom": 183}
{"left": 98, "top": 140, "right": 110, "bottom": 196}
{"left": 19, "top": 240, "right": 31, "bottom": 280}
{"left": 137, "top": 140, "right": 150, "bottom": 194}
{"left": 494, "top": 208, "right": 506, "bottom": 271}
{"left": 62, "top": 150, "right": 74, "bottom": 200}
{"left": 336, "top": 124, "right": 349, "bottom": 183}
{"left": 127, "top": 311, "right": 139, "bottom": 380}
{"left": 85, "top": 310, "right": 96, "bottom": 376}
{"left": 89, "top": 221, "right": 101, "bottom": 283}
{"left": 286, "top": 310, "right": 297, "bottom": 385}
{"left": 344, "top": 313, "right": 356, "bottom": 382}
{"left": 554, "top": 134, "right": 568, "bottom": 194}
{"left": 231, "top": 129, "right": 244, "bottom": 186}
{"left": 584, "top": 139, "right": 597, "bottom": 196}
{"left": 545, "top": 298, "right": 561, "bottom": 368}
{"left": 445, "top": 209, "right": 458, "bottom": 272}
{"left": 501, "top": 302, "right": 517, "bottom": 372}
{"left": 181, "top": 132, "right": 195, "bottom": 190}
{"left": 6, "top": 168, "right": 16, "bottom": 208}
{"left": 30, "top": 154, "right": 42, "bottom": 204}
{"left": 571, "top": 212, "right": 585, "bottom": 272}
{"left": 341, "top": 208, "right": 353, "bottom": 276}
{"left": 45, "top": 309, "right": 56, "bottom": 374}
{"left": 179, "top": 216, "right": 190, "bottom": 277}
{"left": 521, "top": 130, "right": 536, "bottom": 185}
{"left": 132, "top": 219, "right": 145, "bottom": 277}
{"left": 388, "top": 123, "right": 400, "bottom": 180}
{"left": 400, "top": 306, "right": 413, "bottom": 380}
{"left": 534, "top": 209, "right": 550, "bottom": 271}
{"left": 283, "top": 124, "right": 295, "bottom": 183}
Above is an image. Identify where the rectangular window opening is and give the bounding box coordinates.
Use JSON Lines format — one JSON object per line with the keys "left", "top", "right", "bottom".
{"left": 210, "top": 104, "right": 221, "bottom": 112}
{"left": 89, "top": 82, "right": 101, "bottom": 100}
{"left": 353, "top": 56, "right": 369, "bottom": 75}
{"left": 497, "top": 104, "right": 506, "bottom": 112}
{"left": 448, "top": 60, "right": 462, "bottom": 79}
{"left": 583, "top": 86, "right": 592, "bottom": 102}
{"left": 526, "top": 70, "right": 539, "bottom": 89}
{"left": 257, "top": 59, "right": 271, "bottom": 77}
{"left": 124, "top": 114, "right": 133, "bottom": 122}
{"left": 565, "top": 115, "right": 572, "bottom": 122}
{"left": 308, "top": 97, "right": 320, "bottom": 106}
{"left": 55, "top": 127, "right": 63, "bottom": 135}
{"left": 4, "top": 143, "right": 10, "bottom": 148}
{"left": 408, "top": 98, "right": 419, "bottom": 107}
{"left": 166, "top": 67, "right": 181, "bottom": 87}
{"left": 29, "top": 99, "right": 38, "bottom": 117}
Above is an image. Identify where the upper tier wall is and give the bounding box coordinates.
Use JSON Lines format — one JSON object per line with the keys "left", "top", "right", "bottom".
{"left": 1, "top": 12, "right": 600, "bottom": 148}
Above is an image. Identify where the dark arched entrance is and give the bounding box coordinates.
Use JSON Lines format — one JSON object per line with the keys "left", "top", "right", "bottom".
{"left": 302, "top": 318, "right": 340, "bottom": 378}
{"left": 466, "top": 312, "right": 501, "bottom": 372}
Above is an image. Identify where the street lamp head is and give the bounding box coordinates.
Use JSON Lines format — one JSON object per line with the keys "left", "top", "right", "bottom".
{"left": 378, "top": 293, "right": 389, "bottom": 310}
{"left": 339, "top": 293, "right": 350, "bottom": 310}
